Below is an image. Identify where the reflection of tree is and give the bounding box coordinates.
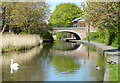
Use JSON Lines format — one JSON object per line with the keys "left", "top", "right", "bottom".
{"left": 53, "top": 40, "right": 80, "bottom": 51}
{"left": 50, "top": 55, "right": 80, "bottom": 74}
{"left": 39, "top": 43, "right": 53, "bottom": 58}
{"left": 97, "top": 54, "right": 106, "bottom": 67}
{"left": 90, "top": 53, "right": 106, "bottom": 81}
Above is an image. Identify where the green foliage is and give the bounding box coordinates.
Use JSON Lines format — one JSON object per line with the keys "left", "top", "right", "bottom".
{"left": 109, "top": 64, "right": 118, "bottom": 81}
{"left": 55, "top": 32, "right": 71, "bottom": 40}
{"left": 39, "top": 30, "right": 53, "bottom": 40}
{"left": 88, "top": 32, "right": 99, "bottom": 41}
{"left": 84, "top": 31, "right": 119, "bottom": 48}
{"left": 97, "top": 28, "right": 109, "bottom": 44}
{"left": 83, "top": 2, "right": 119, "bottom": 48}
{"left": 50, "top": 3, "right": 83, "bottom": 27}
{"left": 84, "top": 32, "right": 100, "bottom": 42}
{"left": 111, "top": 36, "right": 119, "bottom": 47}
{"left": 0, "top": 2, "right": 50, "bottom": 34}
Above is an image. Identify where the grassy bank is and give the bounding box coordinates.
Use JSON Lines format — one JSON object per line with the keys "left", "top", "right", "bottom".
{"left": 83, "top": 32, "right": 119, "bottom": 48}
{"left": 1, "top": 34, "right": 43, "bottom": 52}
{"left": 108, "top": 63, "right": 118, "bottom": 81}
{"left": 106, "top": 55, "right": 118, "bottom": 81}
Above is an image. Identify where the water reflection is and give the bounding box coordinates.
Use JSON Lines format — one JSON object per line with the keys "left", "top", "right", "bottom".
{"left": 50, "top": 55, "right": 80, "bottom": 74}
{"left": 2, "top": 41, "right": 105, "bottom": 81}
{"left": 2, "top": 45, "right": 45, "bottom": 81}
{"left": 53, "top": 40, "right": 81, "bottom": 51}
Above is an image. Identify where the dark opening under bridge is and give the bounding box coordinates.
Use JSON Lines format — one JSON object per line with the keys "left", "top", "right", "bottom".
{"left": 49, "top": 27, "right": 96, "bottom": 40}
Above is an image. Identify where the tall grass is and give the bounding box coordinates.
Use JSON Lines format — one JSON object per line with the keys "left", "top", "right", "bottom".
{"left": 1, "top": 34, "right": 43, "bottom": 49}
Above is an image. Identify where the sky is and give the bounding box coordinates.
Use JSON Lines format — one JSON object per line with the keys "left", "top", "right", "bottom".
{"left": 0, "top": 0, "right": 85, "bottom": 13}
{"left": 46, "top": 0, "right": 86, "bottom": 13}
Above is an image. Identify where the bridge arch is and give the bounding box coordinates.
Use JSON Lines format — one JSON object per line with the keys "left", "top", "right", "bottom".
{"left": 53, "top": 30, "right": 82, "bottom": 40}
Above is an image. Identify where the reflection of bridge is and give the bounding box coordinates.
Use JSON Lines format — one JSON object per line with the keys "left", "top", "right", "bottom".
{"left": 50, "top": 44, "right": 98, "bottom": 60}
{"left": 49, "top": 43, "right": 99, "bottom": 65}
{"left": 53, "top": 43, "right": 82, "bottom": 52}
{"left": 49, "top": 27, "right": 96, "bottom": 40}
{"left": 50, "top": 44, "right": 84, "bottom": 57}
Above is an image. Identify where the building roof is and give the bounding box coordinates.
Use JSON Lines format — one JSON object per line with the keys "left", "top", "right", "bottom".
{"left": 72, "top": 17, "right": 85, "bottom": 23}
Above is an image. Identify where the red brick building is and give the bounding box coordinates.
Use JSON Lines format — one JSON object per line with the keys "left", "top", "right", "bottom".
{"left": 72, "top": 17, "right": 86, "bottom": 27}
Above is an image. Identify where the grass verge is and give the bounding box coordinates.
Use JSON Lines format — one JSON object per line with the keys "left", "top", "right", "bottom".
{"left": 108, "top": 63, "right": 118, "bottom": 81}
{"left": 83, "top": 32, "right": 118, "bottom": 48}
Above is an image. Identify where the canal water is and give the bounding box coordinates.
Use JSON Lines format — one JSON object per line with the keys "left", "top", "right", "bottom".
{"left": 2, "top": 40, "right": 106, "bottom": 81}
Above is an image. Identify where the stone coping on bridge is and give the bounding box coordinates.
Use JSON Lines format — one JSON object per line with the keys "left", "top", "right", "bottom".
{"left": 52, "top": 27, "right": 86, "bottom": 29}
{"left": 69, "top": 40, "right": 119, "bottom": 81}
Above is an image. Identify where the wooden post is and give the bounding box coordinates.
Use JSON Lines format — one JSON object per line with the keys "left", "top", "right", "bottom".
{"left": 88, "top": 22, "right": 90, "bottom": 42}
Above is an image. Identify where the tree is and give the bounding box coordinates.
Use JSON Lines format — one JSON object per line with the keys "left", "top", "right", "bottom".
{"left": 50, "top": 3, "right": 83, "bottom": 27}
{"left": 0, "top": 2, "right": 50, "bottom": 34}
{"left": 83, "top": 2, "right": 119, "bottom": 48}
{"left": 0, "top": 2, "right": 12, "bottom": 33}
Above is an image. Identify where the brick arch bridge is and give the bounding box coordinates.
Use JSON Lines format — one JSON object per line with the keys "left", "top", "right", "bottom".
{"left": 49, "top": 27, "right": 96, "bottom": 40}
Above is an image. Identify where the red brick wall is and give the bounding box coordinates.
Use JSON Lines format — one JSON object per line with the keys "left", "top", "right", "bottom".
{"left": 76, "top": 21, "right": 85, "bottom": 27}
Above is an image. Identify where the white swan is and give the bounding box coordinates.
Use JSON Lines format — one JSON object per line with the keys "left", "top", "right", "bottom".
{"left": 10, "top": 59, "right": 19, "bottom": 73}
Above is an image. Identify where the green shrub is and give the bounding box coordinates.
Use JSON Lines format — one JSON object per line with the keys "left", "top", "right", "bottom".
{"left": 111, "top": 36, "right": 119, "bottom": 48}
{"left": 97, "top": 28, "right": 109, "bottom": 44}
{"left": 84, "top": 28, "right": 119, "bottom": 48}
{"left": 83, "top": 32, "right": 99, "bottom": 41}
{"left": 39, "top": 30, "right": 54, "bottom": 40}
{"left": 88, "top": 32, "right": 99, "bottom": 41}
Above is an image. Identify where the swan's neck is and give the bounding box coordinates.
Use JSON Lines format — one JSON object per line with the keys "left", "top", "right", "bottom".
{"left": 11, "top": 60, "right": 13, "bottom": 65}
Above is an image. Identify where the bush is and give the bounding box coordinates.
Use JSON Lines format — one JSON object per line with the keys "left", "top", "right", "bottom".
{"left": 84, "top": 29, "right": 119, "bottom": 48}
{"left": 97, "top": 28, "right": 109, "bottom": 44}
{"left": 39, "top": 30, "right": 54, "bottom": 40}
{"left": 84, "top": 32, "right": 99, "bottom": 41}
{"left": 111, "top": 36, "right": 119, "bottom": 48}
{"left": 88, "top": 32, "right": 99, "bottom": 41}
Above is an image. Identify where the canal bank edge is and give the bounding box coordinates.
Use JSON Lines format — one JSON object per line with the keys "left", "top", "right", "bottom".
{"left": 69, "top": 40, "right": 119, "bottom": 81}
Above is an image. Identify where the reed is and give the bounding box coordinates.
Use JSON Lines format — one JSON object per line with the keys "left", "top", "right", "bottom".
{"left": 1, "top": 34, "right": 43, "bottom": 52}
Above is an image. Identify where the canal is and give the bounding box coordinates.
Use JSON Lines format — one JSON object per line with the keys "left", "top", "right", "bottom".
{"left": 2, "top": 40, "right": 106, "bottom": 81}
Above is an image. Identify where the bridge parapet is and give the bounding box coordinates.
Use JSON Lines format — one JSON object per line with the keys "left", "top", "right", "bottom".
{"left": 52, "top": 27, "right": 86, "bottom": 30}
{"left": 50, "top": 27, "right": 96, "bottom": 40}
